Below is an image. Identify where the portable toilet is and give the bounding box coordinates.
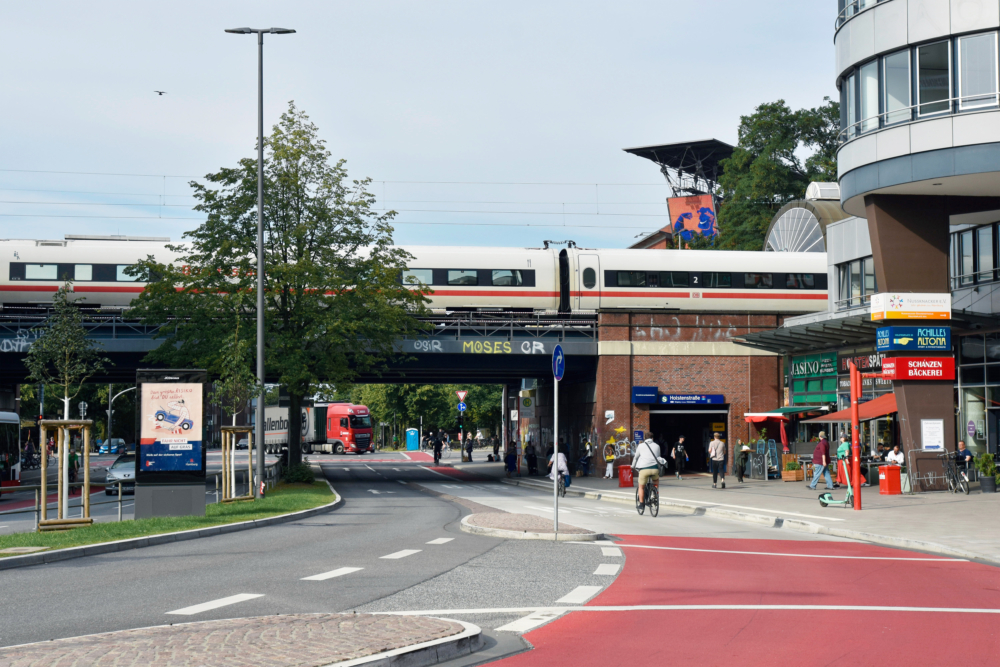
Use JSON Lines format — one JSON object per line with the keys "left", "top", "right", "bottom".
{"left": 406, "top": 428, "right": 419, "bottom": 451}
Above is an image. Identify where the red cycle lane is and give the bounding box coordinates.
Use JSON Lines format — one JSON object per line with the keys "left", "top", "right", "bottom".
{"left": 496, "top": 535, "right": 1000, "bottom": 667}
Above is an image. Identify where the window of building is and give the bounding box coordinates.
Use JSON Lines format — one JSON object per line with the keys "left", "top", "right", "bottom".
{"left": 978, "top": 226, "right": 995, "bottom": 282}
{"left": 918, "top": 41, "right": 951, "bottom": 115}
{"left": 837, "top": 257, "right": 876, "bottom": 309}
{"left": 959, "top": 32, "right": 998, "bottom": 110}
{"left": 75, "top": 264, "right": 93, "bottom": 281}
{"left": 24, "top": 264, "right": 58, "bottom": 280}
{"left": 491, "top": 270, "right": 523, "bottom": 286}
{"left": 617, "top": 271, "right": 646, "bottom": 287}
{"left": 960, "top": 229, "right": 975, "bottom": 286}
{"left": 582, "top": 268, "right": 596, "bottom": 289}
{"left": 402, "top": 269, "right": 432, "bottom": 285}
{"left": 116, "top": 265, "right": 138, "bottom": 282}
{"left": 883, "top": 49, "right": 911, "bottom": 125}
{"left": 860, "top": 59, "right": 879, "bottom": 132}
{"left": 844, "top": 72, "right": 857, "bottom": 137}
{"left": 950, "top": 222, "right": 1000, "bottom": 287}
{"left": 700, "top": 272, "right": 731, "bottom": 288}
{"left": 786, "top": 274, "right": 816, "bottom": 289}
{"left": 744, "top": 273, "right": 772, "bottom": 289}
{"left": 447, "top": 270, "right": 477, "bottom": 286}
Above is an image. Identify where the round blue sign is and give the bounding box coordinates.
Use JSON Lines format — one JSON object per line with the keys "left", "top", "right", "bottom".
{"left": 552, "top": 344, "right": 565, "bottom": 381}
{"left": 458, "top": 402, "right": 467, "bottom": 412}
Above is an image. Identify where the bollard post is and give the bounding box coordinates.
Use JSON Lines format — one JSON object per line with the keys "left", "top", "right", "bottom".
{"left": 39, "top": 424, "right": 47, "bottom": 524}
{"left": 83, "top": 425, "right": 91, "bottom": 520}
{"left": 215, "top": 473, "right": 219, "bottom": 504}
{"left": 118, "top": 481, "right": 123, "bottom": 522}
{"left": 34, "top": 489, "right": 39, "bottom": 531}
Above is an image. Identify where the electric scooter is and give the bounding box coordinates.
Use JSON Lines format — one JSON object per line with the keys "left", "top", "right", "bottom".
{"left": 818, "top": 458, "right": 854, "bottom": 508}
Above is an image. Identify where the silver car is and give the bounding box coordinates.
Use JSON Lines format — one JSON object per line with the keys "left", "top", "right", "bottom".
{"left": 105, "top": 454, "right": 135, "bottom": 495}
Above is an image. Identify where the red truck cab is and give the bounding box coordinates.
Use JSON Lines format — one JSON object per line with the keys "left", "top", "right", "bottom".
{"left": 324, "top": 403, "right": 373, "bottom": 454}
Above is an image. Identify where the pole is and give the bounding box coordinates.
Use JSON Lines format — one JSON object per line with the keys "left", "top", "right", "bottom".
{"left": 107, "top": 383, "right": 113, "bottom": 443}
{"left": 851, "top": 363, "right": 863, "bottom": 510}
{"left": 502, "top": 385, "right": 508, "bottom": 451}
{"left": 553, "top": 377, "right": 559, "bottom": 536}
{"left": 254, "top": 30, "right": 266, "bottom": 499}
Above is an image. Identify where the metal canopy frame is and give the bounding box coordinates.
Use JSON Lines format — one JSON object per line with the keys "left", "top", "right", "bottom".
{"left": 623, "top": 139, "right": 734, "bottom": 197}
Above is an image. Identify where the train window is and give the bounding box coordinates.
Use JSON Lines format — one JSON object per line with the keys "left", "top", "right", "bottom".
{"left": 786, "top": 273, "right": 815, "bottom": 289}
{"left": 617, "top": 271, "right": 647, "bottom": 287}
{"left": 659, "top": 271, "right": 689, "bottom": 287}
{"left": 116, "top": 265, "right": 139, "bottom": 282}
{"left": 24, "top": 264, "right": 58, "bottom": 280}
{"left": 582, "top": 268, "right": 596, "bottom": 289}
{"left": 402, "top": 269, "right": 433, "bottom": 285}
{"left": 75, "top": 265, "right": 93, "bottom": 281}
{"left": 492, "top": 270, "right": 523, "bottom": 286}
{"left": 701, "top": 272, "right": 731, "bottom": 288}
{"left": 447, "top": 270, "right": 478, "bottom": 286}
{"left": 744, "top": 273, "right": 773, "bottom": 288}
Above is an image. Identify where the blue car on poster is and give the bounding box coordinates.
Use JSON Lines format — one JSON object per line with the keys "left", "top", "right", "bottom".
{"left": 154, "top": 408, "right": 193, "bottom": 431}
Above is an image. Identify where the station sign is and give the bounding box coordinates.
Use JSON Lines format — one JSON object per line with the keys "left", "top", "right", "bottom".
{"left": 658, "top": 394, "right": 725, "bottom": 405}
{"left": 631, "top": 386, "right": 659, "bottom": 404}
{"left": 880, "top": 356, "right": 955, "bottom": 381}
{"left": 870, "top": 293, "right": 951, "bottom": 321}
{"left": 876, "top": 326, "right": 951, "bottom": 352}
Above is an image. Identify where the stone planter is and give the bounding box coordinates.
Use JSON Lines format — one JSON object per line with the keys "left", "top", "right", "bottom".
{"left": 781, "top": 469, "right": 804, "bottom": 482}
{"left": 982, "top": 476, "right": 997, "bottom": 493}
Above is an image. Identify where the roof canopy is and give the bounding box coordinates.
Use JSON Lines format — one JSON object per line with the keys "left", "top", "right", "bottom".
{"left": 623, "top": 139, "right": 734, "bottom": 196}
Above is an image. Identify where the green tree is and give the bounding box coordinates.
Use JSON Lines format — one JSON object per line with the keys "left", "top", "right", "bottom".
{"left": 129, "top": 103, "right": 430, "bottom": 466}
{"left": 24, "top": 284, "right": 110, "bottom": 420}
{"left": 712, "top": 97, "right": 840, "bottom": 250}
{"left": 209, "top": 295, "right": 262, "bottom": 427}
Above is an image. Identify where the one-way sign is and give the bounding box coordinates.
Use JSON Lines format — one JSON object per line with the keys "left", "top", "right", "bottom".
{"left": 456, "top": 390, "right": 468, "bottom": 402}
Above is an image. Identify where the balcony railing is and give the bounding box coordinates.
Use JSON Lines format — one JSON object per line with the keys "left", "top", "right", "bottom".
{"left": 839, "top": 94, "right": 1000, "bottom": 146}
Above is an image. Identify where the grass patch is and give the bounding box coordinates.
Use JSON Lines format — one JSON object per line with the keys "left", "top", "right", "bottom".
{"left": 0, "top": 481, "right": 334, "bottom": 557}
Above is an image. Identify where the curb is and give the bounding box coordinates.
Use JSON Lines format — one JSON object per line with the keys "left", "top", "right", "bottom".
{"left": 460, "top": 514, "right": 603, "bottom": 542}
{"left": 500, "top": 478, "right": 1000, "bottom": 566}
{"left": 326, "top": 619, "right": 482, "bottom": 667}
{"left": 0, "top": 482, "right": 343, "bottom": 572}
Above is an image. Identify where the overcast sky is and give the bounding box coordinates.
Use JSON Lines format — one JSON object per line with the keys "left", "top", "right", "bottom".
{"left": 1, "top": 1, "right": 837, "bottom": 249}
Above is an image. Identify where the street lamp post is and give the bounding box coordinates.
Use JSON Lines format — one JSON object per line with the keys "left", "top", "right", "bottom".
{"left": 225, "top": 26, "right": 295, "bottom": 498}
{"left": 107, "top": 386, "right": 136, "bottom": 447}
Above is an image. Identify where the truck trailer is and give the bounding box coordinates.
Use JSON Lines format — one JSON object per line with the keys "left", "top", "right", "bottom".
{"left": 260, "top": 402, "right": 372, "bottom": 455}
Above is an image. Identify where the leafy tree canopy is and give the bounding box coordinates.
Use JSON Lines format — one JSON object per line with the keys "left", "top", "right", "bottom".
{"left": 342, "top": 384, "right": 503, "bottom": 440}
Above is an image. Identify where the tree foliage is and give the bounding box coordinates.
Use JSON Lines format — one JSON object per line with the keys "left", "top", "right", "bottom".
{"left": 209, "top": 294, "right": 262, "bottom": 427}
{"left": 711, "top": 97, "right": 840, "bottom": 251}
{"left": 24, "top": 284, "right": 110, "bottom": 419}
{"left": 128, "top": 103, "right": 430, "bottom": 466}
{"left": 345, "top": 384, "right": 503, "bottom": 439}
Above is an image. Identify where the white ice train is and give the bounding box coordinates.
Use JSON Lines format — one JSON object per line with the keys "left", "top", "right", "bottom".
{"left": 0, "top": 236, "right": 827, "bottom": 313}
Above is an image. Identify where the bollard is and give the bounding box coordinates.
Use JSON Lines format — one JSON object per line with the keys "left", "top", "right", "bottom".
{"left": 118, "top": 482, "right": 123, "bottom": 522}
{"left": 215, "top": 474, "right": 219, "bottom": 504}
{"left": 34, "top": 489, "right": 39, "bottom": 532}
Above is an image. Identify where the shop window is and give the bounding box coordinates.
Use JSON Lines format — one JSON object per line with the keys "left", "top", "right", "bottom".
{"left": 744, "top": 273, "right": 772, "bottom": 288}
{"left": 962, "top": 366, "right": 986, "bottom": 384}
{"left": 617, "top": 271, "right": 646, "bottom": 287}
{"left": 962, "top": 335, "right": 986, "bottom": 364}
{"left": 883, "top": 49, "right": 911, "bottom": 125}
{"left": 987, "top": 365, "right": 1000, "bottom": 385}
{"left": 447, "top": 270, "right": 478, "bottom": 286}
{"left": 402, "top": 269, "right": 433, "bottom": 285}
{"left": 986, "top": 333, "right": 1000, "bottom": 362}
{"left": 958, "top": 32, "right": 998, "bottom": 110}
{"left": 918, "top": 41, "right": 951, "bottom": 116}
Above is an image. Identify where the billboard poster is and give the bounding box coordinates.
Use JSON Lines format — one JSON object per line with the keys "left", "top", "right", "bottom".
{"left": 139, "top": 383, "right": 203, "bottom": 472}
{"left": 870, "top": 293, "right": 951, "bottom": 321}
{"left": 667, "top": 195, "right": 718, "bottom": 242}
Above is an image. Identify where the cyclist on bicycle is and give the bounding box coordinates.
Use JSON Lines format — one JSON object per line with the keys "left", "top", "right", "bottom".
{"left": 634, "top": 438, "right": 667, "bottom": 505}
{"left": 432, "top": 430, "right": 444, "bottom": 465}
{"left": 548, "top": 446, "right": 569, "bottom": 485}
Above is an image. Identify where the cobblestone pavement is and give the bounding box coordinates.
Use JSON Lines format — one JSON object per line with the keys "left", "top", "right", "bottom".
{"left": 0, "top": 613, "right": 464, "bottom": 667}
{"left": 467, "top": 512, "right": 592, "bottom": 534}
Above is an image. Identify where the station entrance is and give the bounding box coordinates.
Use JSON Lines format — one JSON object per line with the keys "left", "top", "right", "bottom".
{"left": 648, "top": 406, "right": 729, "bottom": 473}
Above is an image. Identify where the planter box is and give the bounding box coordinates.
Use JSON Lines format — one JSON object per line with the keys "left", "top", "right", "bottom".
{"left": 782, "top": 470, "right": 804, "bottom": 482}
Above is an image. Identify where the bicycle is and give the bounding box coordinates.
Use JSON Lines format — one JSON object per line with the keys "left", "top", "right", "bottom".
{"left": 557, "top": 472, "right": 566, "bottom": 498}
{"left": 635, "top": 475, "right": 659, "bottom": 517}
{"left": 944, "top": 454, "right": 970, "bottom": 495}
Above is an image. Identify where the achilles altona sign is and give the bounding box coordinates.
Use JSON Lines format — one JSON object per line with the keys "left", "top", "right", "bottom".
{"left": 870, "top": 293, "right": 951, "bottom": 321}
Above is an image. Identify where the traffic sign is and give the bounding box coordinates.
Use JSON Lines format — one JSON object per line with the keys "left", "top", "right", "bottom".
{"left": 552, "top": 344, "right": 565, "bottom": 381}
{"left": 458, "top": 402, "right": 467, "bottom": 412}
{"left": 455, "top": 390, "right": 468, "bottom": 402}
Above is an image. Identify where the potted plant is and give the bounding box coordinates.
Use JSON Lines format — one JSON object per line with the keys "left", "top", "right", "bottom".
{"left": 975, "top": 452, "right": 998, "bottom": 493}
{"left": 782, "top": 460, "right": 804, "bottom": 482}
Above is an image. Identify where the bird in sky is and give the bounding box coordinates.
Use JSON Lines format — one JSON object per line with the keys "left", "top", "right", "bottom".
{"left": 154, "top": 91, "right": 167, "bottom": 96}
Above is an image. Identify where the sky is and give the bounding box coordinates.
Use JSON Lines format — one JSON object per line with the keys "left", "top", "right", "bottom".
{"left": 0, "top": 1, "right": 838, "bottom": 250}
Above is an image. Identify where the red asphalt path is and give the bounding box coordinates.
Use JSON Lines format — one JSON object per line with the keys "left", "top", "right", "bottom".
{"left": 496, "top": 535, "right": 1000, "bottom": 666}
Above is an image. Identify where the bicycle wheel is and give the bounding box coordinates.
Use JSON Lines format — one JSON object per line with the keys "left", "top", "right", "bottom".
{"left": 559, "top": 476, "right": 566, "bottom": 498}
{"left": 648, "top": 484, "right": 659, "bottom": 517}
{"left": 945, "top": 470, "right": 957, "bottom": 493}
{"left": 635, "top": 486, "right": 645, "bottom": 515}
{"left": 959, "top": 475, "right": 970, "bottom": 495}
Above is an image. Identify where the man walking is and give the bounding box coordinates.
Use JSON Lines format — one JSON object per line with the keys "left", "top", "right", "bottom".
{"left": 672, "top": 436, "right": 689, "bottom": 480}
{"left": 708, "top": 432, "right": 726, "bottom": 489}
{"left": 808, "top": 431, "right": 836, "bottom": 490}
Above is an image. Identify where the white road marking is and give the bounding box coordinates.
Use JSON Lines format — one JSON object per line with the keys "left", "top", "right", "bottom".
{"left": 343, "top": 468, "right": 350, "bottom": 472}
{"left": 615, "top": 543, "right": 966, "bottom": 562}
{"left": 420, "top": 467, "right": 456, "bottom": 480}
{"left": 166, "top": 593, "right": 264, "bottom": 615}
{"left": 394, "top": 468, "right": 401, "bottom": 471}
{"left": 301, "top": 567, "right": 363, "bottom": 581}
{"left": 601, "top": 547, "right": 623, "bottom": 557}
{"left": 556, "top": 586, "right": 603, "bottom": 604}
{"left": 397, "top": 480, "right": 407, "bottom": 485}
{"left": 381, "top": 549, "right": 422, "bottom": 559}
{"left": 442, "top": 484, "right": 461, "bottom": 489}
{"left": 594, "top": 563, "right": 620, "bottom": 576}
{"left": 524, "top": 505, "right": 572, "bottom": 513}
{"left": 495, "top": 610, "right": 565, "bottom": 633}
{"left": 426, "top": 538, "right": 454, "bottom": 545}
{"left": 400, "top": 452, "right": 412, "bottom": 460}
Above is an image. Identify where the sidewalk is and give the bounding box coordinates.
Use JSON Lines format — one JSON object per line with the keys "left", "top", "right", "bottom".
{"left": 454, "top": 461, "right": 1000, "bottom": 565}
{"left": 0, "top": 613, "right": 479, "bottom": 667}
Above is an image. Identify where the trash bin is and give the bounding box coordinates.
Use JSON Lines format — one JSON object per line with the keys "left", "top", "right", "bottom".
{"left": 405, "top": 428, "right": 419, "bottom": 451}
{"left": 879, "top": 465, "right": 902, "bottom": 495}
{"left": 618, "top": 465, "right": 634, "bottom": 488}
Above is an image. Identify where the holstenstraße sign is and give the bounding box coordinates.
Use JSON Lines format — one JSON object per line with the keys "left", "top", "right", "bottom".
{"left": 871, "top": 293, "right": 951, "bottom": 321}
{"left": 881, "top": 357, "right": 955, "bottom": 380}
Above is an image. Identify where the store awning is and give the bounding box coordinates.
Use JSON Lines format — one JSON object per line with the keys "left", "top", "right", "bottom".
{"left": 802, "top": 393, "right": 897, "bottom": 423}
{"left": 744, "top": 406, "right": 828, "bottom": 423}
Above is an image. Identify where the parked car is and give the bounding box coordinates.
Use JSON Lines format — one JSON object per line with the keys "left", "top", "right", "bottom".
{"left": 104, "top": 453, "right": 135, "bottom": 495}
{"left": 235, "top": 438, "right": 249, "bottom": 450}
{"left": 99, "top": 438, "right": 127, "bottom": 455}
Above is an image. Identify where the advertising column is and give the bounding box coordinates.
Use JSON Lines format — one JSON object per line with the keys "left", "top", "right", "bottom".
{"left": 134, "top": 369, "right": 208, "bottom": 518}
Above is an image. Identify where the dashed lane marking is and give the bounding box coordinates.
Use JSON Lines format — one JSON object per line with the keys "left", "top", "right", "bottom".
{"left": 380, "top": 549, "right": 422, "bottom": 559}
{"left": 594, "top": 563, "right": 620, "bottom": 576}
{"left": 426, "top": 538, "right": 454, "bottom": 545}
{"left": 166, "top": 594, "right": 264, "bottom": 615}
{"left": 495, "top": 610, "right": 565, "bottom": 633}
{"left": 301, "top": 567, "right": 363, "bottom": 581}
{"left": 602, "top": 547, "right": 623, "bottom": 557}
{"left": 556, "top": 586, "right": 603, "bottom": 604}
